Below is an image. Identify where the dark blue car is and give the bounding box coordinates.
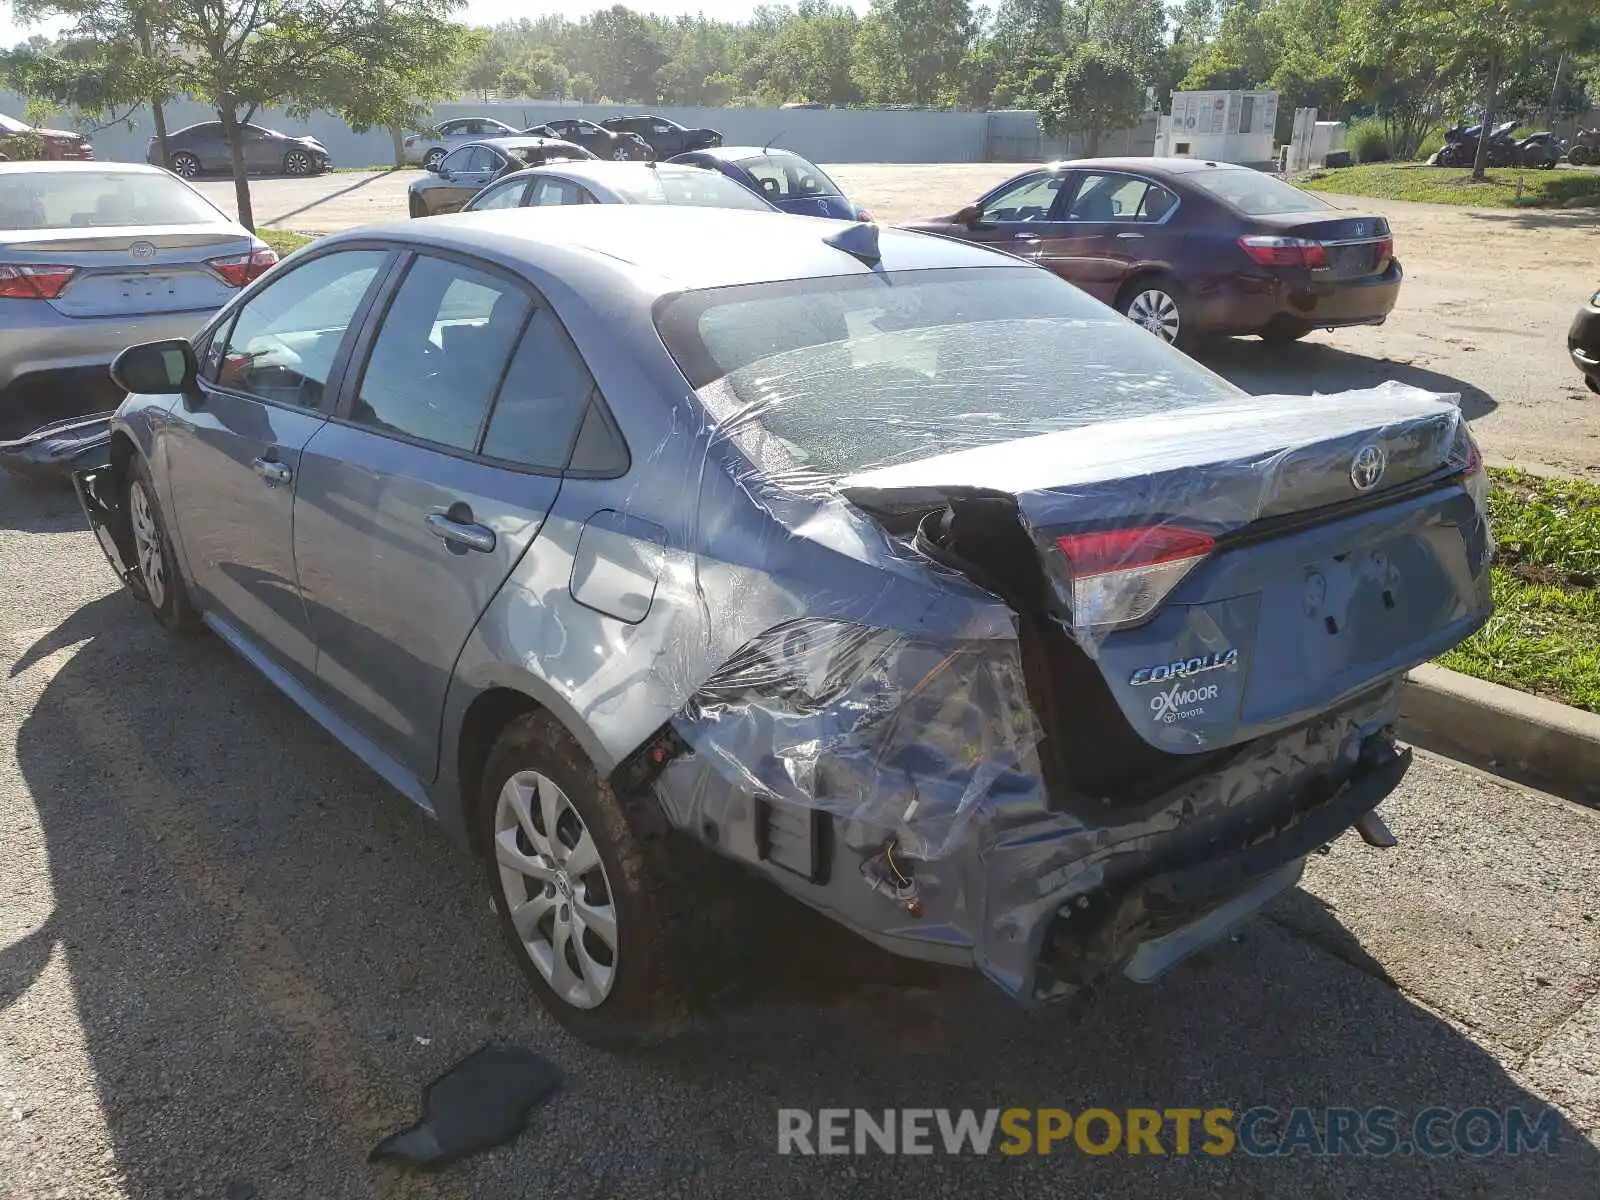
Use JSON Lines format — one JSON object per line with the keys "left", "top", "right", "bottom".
{"left": 668, "top": 146, "right": 867, "bottom": 221}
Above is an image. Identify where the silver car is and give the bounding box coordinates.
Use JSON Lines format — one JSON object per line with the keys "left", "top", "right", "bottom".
{"left": 402, "top": 117, "right": 522, "bottom": 170}
{"left": 462, "top": 160, "right": 779, "bottom": 212}
{"left": 75, "top": 207, "right": 1491, "bottom": 1047}
{"left": 1, "top": 162, "right": 274, "bottom": 431}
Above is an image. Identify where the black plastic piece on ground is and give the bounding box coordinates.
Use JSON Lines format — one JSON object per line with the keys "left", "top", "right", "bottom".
{"left": 369, "top": 1042, "right": 562, "bottom": 1171}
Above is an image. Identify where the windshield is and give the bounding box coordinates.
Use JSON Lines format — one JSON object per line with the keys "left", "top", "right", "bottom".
{"left": 0, "top": 170, "right": 227, "bottom": 231}
{"left": 736, "top": 153, "right": 842, "bottom": 200}
{"left": 656, "top": 266, "right": 1239, "bottom": 483}
{"left": 609, "top": 168, "right": 772, "bottom": 210}
{"left": 1185, "top": 167, "right": 1331, "bottom": 216}
{"left": 0, "top": 113, "right": 29, "bottom": 133}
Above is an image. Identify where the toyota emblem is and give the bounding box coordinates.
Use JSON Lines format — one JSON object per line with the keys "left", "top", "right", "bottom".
{"left": 1350, "top": 444, "right": 1387, "bottom": 491}
{"left": 129, "top": 240, "right": 156, "bottom": 260}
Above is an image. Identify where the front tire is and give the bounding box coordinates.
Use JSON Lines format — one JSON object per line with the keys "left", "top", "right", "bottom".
{"left": 408, "top": 194, "right": 427, "bottom": 219}
{"left": 476, "top": 712, "right": 686, "bottom": 1048}
{"left": 169, "top": 152, "right": 201, "bottom": 179}
{"left": 1118, "top": 276, "right": 1192, "bottom": 349}
{"left": 422, "top": 147, "right": 446, "bottom": 171}
{"left": 284, "top": 149, "right": 313, "bottom": 176}
{"left": 127, "top": 456, "right": 198, "bottom": 632}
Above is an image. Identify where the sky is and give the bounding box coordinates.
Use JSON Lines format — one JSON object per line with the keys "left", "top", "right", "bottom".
{"left": 0, "top": 0, "right": 871, "bottom": 47}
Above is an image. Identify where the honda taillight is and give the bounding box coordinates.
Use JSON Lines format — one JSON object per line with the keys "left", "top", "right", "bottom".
{"left": 206, "top": 246, "right": 278, "bottom": 287}
{"left": 1375, "top": 233, "right": 1394, "bottom": 269}
{"left": 1053, "top": 525, "right": 1216, "bottom": 630}
{"left": 0, "top": 264, "right": 78, "bottom": 300}
{"left": 1238, "top": 235, "right": 1328, "bottom": 270}
{"left": 1462, "top": 442, "right": 1488, "bottom": 513}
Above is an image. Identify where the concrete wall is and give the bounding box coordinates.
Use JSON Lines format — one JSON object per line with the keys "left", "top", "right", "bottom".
{"left": 1, "top": 92, "right": 995, "bottom": 166}
{"left": 2, "top": 91, "right": 1156, "bottom": 167}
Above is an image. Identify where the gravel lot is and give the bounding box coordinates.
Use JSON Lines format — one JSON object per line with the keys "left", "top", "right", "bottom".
{"left": 196, "top": 165, "right": 1600, "bottom": 480}
{"left": 2, "top": 470, "right": 1599, "bottom": 1198}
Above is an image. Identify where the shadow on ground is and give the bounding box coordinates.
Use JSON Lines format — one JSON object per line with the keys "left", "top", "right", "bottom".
{"left": 1198, "top": 339, "right": 1498, "bottom": 421}
{"left": 0, "top": 472, "right": 88, "bottom": 534}
{"left": 3, "top": 499, "right": 1594, "bottom": 1198}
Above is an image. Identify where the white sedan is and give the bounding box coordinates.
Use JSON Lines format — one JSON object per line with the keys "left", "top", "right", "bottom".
{"left": 402, "top": 118, "right": 522, "bottom": 170}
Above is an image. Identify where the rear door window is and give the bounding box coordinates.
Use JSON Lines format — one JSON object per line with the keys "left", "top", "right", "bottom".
{"left": 480, "top": 307, "right": 599, "bottom": 469}
{"left": 1065, "top": 173, "right": 1173, "bottom": 222}
{"left": 208, "top": 250, "right": 388, "bottom": 411}
{"left": 471, "top": 180, "right": 529, "bottom": 210}
{"left": 350, "top": 255, "right": 530, "bottom": 451}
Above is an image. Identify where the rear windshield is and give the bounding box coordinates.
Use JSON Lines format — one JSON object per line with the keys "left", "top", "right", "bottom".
{"left": 0, "top": 170, "right": 226, "bottom": 230}
{"left": 1185, "top": 167, "right": 1331, "bottom": 216}
{"left": 608, "top": 169, "right": 772, "bottom": 210}
{"left": 656, "top": 266, "right": 1239, "bottom": 482}
{"left": 736, "top": 153, "right": 842, "bottom": 199}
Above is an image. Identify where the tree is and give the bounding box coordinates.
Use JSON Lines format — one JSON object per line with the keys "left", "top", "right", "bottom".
{"left": 1037, "top": 40, "right": 1144, "bottom": 153}
{"left": 4, "top": 0, "right": 183, "bottom": 165}
{"left": 851, "top": 0, "right": 977, "bottom": 107}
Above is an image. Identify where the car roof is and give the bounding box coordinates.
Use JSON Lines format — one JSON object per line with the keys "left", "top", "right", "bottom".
{"left": 499, "top": 161, "right": 724, "bottom": 186}
{"left": 471, "top": 136, "right": 589, "bottom": 153}
{"left": 688, "top": 146, "right": 808, "bottom": 164}
{"left": 332, "top": 205, "right": 1013, "bottom": 296}
{"left": 1038, "top": 156, "right": 1263, "bottom": 176}
{"left": 0, "top": 160, "right": 173, "bottom": 176}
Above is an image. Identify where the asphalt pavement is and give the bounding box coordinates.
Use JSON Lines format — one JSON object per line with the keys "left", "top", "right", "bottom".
{"left": 1, "top": 471, "right": 1597, "bottom": 1198}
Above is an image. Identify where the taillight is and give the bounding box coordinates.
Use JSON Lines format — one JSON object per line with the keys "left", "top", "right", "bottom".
{"left": 1375, "top": 233, "right": 1394, "bottom": 269}
{"left": 0, "top": 264, "right": 78, "bottom": 300}
{"left": 403, "top": 134, "right": 417, "bottom": 147}
{"left": 1462, "top": 441, "right": 1488, "bottom": 513}
{"left": 1238, "top": 235, "right": 1328, "bottom": 270}
{"left": 206, "top": 246, "right": 278, "bottom": 287}
{"left": 1053, "top": 525, "right": 1216, "bottom": 630}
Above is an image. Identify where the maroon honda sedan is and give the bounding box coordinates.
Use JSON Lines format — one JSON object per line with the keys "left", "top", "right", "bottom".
{"left": 902, "top": 157, "right": 1400, "bottom": 350}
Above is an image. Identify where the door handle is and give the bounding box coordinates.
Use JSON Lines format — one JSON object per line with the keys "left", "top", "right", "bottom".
{"left": 252, "top": 457, "right": 292, "bottom": 486}
{"left": 425, "top": 512, "right": 496, "bottom": 553}
{"left": 1116, "top": 231, "right": 1145, "bottom": 239}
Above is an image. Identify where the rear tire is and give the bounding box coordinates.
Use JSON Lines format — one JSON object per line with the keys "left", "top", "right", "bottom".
{"left": 126, "top": 455, "right": 198, "bottom": 632}
{"left": 1117, "top": 275, "right": 1194, "bottom": 350}
{"left": 610, "top": 146, "right": 631, "bottom": 160}
{"left": 169, "top": 152, "right": 200, "bottom": 179}
{"left": 476, "top": 711, "right": 687, "bottom": 1049}
{"left": 422, "top": 147, "right": 446, "bottom": 171}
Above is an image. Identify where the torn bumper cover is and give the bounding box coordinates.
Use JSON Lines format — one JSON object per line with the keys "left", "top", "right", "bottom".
{"left": 0, "top": 411, "right": 113, "bottom": 483}
{"left": 630, "top": 619, "right": 1409, "bottom": 1004}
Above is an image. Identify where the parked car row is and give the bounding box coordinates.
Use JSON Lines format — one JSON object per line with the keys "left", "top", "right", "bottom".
{"left": 402, "top": 113, "right": 723, "bottom": 171}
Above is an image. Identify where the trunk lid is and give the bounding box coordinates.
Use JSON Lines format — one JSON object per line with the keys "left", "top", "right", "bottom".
{"left": 0, "top": 223, "right": 250, "bottom": 317}
{"left": 1247, "top": 211, "right": 1393, "bottom": 278}
{"left": 842, "top": 386, "right": 1492, "bottom": 761}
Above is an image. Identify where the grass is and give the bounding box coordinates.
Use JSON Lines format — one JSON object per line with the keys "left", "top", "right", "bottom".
{"left": 1437, "top": 469, "right": 1600, "bottom": 712}
{"left": 1300, "top": 162, "right": 1600, "bottom": 208}
{"left": 258, "top": 228, "right": 316, "bottom": 256}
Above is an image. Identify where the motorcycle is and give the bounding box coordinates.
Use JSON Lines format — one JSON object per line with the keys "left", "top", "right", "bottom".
{"left": 1569, "top": 128, "right": 1599, "bottom": 167}
{"left": 1516, "top": 131, "right": 1563, "bottom": 169}
{"left": 1435, "top": 120, "right": 1521, "bottom": 168}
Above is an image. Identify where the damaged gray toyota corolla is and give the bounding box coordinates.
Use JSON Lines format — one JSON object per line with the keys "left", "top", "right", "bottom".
{"left": 74, "top": 206, "right": 1493, "bottom": 1046}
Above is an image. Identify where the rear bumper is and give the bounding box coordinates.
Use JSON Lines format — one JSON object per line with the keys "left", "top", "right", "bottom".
{"left": 0, "top": 303, "right": 215, "bottom": 398}
{"left": 1569, "top": 299, "right": 1600, "bottom": 391}
{"left": 1195, "top": 261, "right": 1403, "bottom": 336}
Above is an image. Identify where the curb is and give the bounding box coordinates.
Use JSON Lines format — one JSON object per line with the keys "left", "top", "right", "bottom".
{"left": 1399, "top": 664, "right": 1600, "bottom": 806}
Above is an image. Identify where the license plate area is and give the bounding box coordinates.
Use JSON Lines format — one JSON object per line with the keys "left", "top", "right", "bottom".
{"left": 1328, "top": 243, "right": 1378, "bottom": 278}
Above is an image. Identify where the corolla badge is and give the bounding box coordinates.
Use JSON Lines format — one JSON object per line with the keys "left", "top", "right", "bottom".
{"left": 1350, "top": 444, "right": 1387, "bottom": 491}
{"left": 128, "top": 240, "right": 156, "bottom": 260}
{"left": 1129, "top": 648, "right": 1238, "bottom": 687}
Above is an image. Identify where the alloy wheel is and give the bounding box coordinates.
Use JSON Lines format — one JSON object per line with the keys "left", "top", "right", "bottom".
{"left": 424, "top": 149, "right": 445, "bottom": 170}
{"left": 494, "top": 770, "right": 618, "bottom": 1010}
{"left": 286, "top": 150, "right": 311, "bottom": 175}
{"left": 1126, "top": 289, "right": 1181, "bottom": 343}
{"left": 611, "top": 146, "right": 631, "bottom": 160}
{"left": 129, "top": 478, "right": 167, "bottom": 609}
{"left": 170, "top": 154, "right": 199, "bottom": 178}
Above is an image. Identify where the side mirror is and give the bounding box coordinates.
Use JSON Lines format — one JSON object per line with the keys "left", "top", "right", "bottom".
{"left": 111, "top": 339, "right": 198, "bottom": 396}
{"left": 954, "top": 203, "right": 982, "bottom": 226}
